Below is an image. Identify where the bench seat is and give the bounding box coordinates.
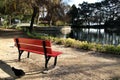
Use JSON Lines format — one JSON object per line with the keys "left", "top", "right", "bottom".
{"left": 20, "top": 48, "right": 62, "bottom": 57}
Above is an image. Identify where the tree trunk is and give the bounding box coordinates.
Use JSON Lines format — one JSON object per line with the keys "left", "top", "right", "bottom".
{"left": 0, "top": 17, "right": 2, "bottom": 25}
{"left": 9, "top": 16, "right": 12, "bottom": 25}
{"left": 29, "top": 6, "right": 38, "bottom": 33}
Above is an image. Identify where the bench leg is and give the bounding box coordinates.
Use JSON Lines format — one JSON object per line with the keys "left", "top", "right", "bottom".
{"left": 18, "top": 50, "right": 24, "bottom": 61}
{"left": 45, "top": 56, "right": 51, "bottom": 70}
{"left": 53, "top": 57, "right": 57, "bottom": 67}
{"left": 27, "top": 52, "right": 30, "bottom": 58}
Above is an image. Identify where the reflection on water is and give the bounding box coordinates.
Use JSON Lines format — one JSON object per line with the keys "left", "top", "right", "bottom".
{"left": 70, "top": 28, "right": 120, "bottom": 45}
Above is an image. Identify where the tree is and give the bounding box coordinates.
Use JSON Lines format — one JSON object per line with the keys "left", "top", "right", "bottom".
{"left": 61, "top": 3, "right": 71, "bottom": 24}
{"left": 76, "top": 0, "right": 120, "bottom": 26}
{"left": 19, "top": 0, "right": 64, "bottom": 32}
{"left": 67, "top": 4, "right": 78, "bottom": 25}
{"left": 0, "top": 0, "right": 4, "bottom": 25}
{"left": 0, "top": 0, "right": 33, "bottom": 25}
{"left": 0, "top": 0, "right": 5, "bottom": 14}
{"left": 78, "top": 2, "right": 94, "bottom": 25}
{"left": 44, "top": 0, "right": 66, "bottom": 26}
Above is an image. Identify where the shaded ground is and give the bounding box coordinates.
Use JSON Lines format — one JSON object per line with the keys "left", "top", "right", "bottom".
{"left": 0, "top": 28, "right": 120, "bottom": 80}
{"left": 0, "top": 28, "right": 27, "bottom": 38}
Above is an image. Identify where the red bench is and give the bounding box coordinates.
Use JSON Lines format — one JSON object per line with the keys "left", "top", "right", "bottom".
{"left": 14, "top": 38, "right": 62, "bottom": 70}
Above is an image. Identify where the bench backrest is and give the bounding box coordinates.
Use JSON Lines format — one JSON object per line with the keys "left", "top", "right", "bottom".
{"left": 14, "top": 38, "right": 52, "bottom": 55}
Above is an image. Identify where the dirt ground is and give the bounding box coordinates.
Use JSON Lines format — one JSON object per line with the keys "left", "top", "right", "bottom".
{"left": 0, "top": 28, "right": 120, "bottom": 80}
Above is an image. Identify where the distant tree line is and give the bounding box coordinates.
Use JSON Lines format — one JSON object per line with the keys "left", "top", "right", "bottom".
{"left": 67, "top": 0, "right": 120, "bottom": 28}
{"left": 0, "top": 0, "right": 119, "bottom": 31}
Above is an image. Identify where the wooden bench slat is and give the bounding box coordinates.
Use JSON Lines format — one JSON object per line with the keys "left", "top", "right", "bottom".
{"left": 15, "top": 38, "right": 43, "bottom": 46}
{"left": 15, "top": 38, "right": 51, "bottom": 47}
{"left": 20, "top": 48, "right": 44, "bottom": 55}
{"left": 19, "top": 43, "right": 53, "bottom": 54}
{"left": 47, "top": 51, "right": 62, "bottom": 57}
{"left": 19, "top": 44, "right": 44, "bottom": 52}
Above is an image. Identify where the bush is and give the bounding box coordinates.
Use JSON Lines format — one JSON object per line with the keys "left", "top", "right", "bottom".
{"left": 2, "top": 20, "right": 9, "bottom": 28}
{"left": 27, "top": 31, "right": 120, "bottom": 55}
{"left": 116, "top": 46, "right": 120, "bottom": 54}
{"left": 104, "top": 45, "right": 116, "bottom": 54}
{"left": 96, "top": 44, "right": 105, "bottom": 52}
{"left": 64, "top": 38, "right": 76, "bottom": 47}
{"left": 78, "top": 41, "right": 95, "bottom": 50}
{"left": 54, "top": 38, "right": 65, "bottom": 45}
{"left": 55, "top": 20, "right": 64, "bottom": 26}
{"left": 70, "top": 40, "right": 81, "bottom": 48}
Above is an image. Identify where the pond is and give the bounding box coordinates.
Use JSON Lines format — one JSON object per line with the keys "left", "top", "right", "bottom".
{"left": 69, "top": 28, "right": 120, "bottom": 45}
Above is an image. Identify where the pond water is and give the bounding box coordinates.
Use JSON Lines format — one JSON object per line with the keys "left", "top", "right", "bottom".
{"left": 70, "top": 28, "right": 120, "bottom": 45}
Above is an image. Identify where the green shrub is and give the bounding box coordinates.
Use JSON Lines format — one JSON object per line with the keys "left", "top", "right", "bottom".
{"left": 114, "top": 45, "right": 120, "bottom": 55}
{"left": 47, "top": 36, "right": 56, "bottom": 42}
{"left": 70, "top": 40, "right": 81, "bottom": 48}
{"left": 55, "top": 20, "right": 64, "bottom": 26}
{"left": 104, "top": 45, "right": 116, "bottom": 54}
{"left": 96, "top": 44, "right": 105, "bottom": 52}
{"left": 78, "top": 41, "right": 87, "bottom": 50}
{"left": 88, "top": 43, "right": 96, "bottom": 50}
{"left": 54, "top": 38, "right": 65, "bottom": 45}
{"left": 3, "top": 20, "right": 9, "bottom": 28}
{"left": 78, "top": 41, "right": 95, "bottom": 50}
{"left": 64, "top": 38, "right": 76, "bottom": 47}
{"left": 27, "top": 31, "right": 120, "bottom": 55}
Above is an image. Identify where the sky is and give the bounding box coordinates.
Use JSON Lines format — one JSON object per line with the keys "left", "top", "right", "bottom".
{"left": 63, "top": 0, "right": 103, "bottom": 7}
